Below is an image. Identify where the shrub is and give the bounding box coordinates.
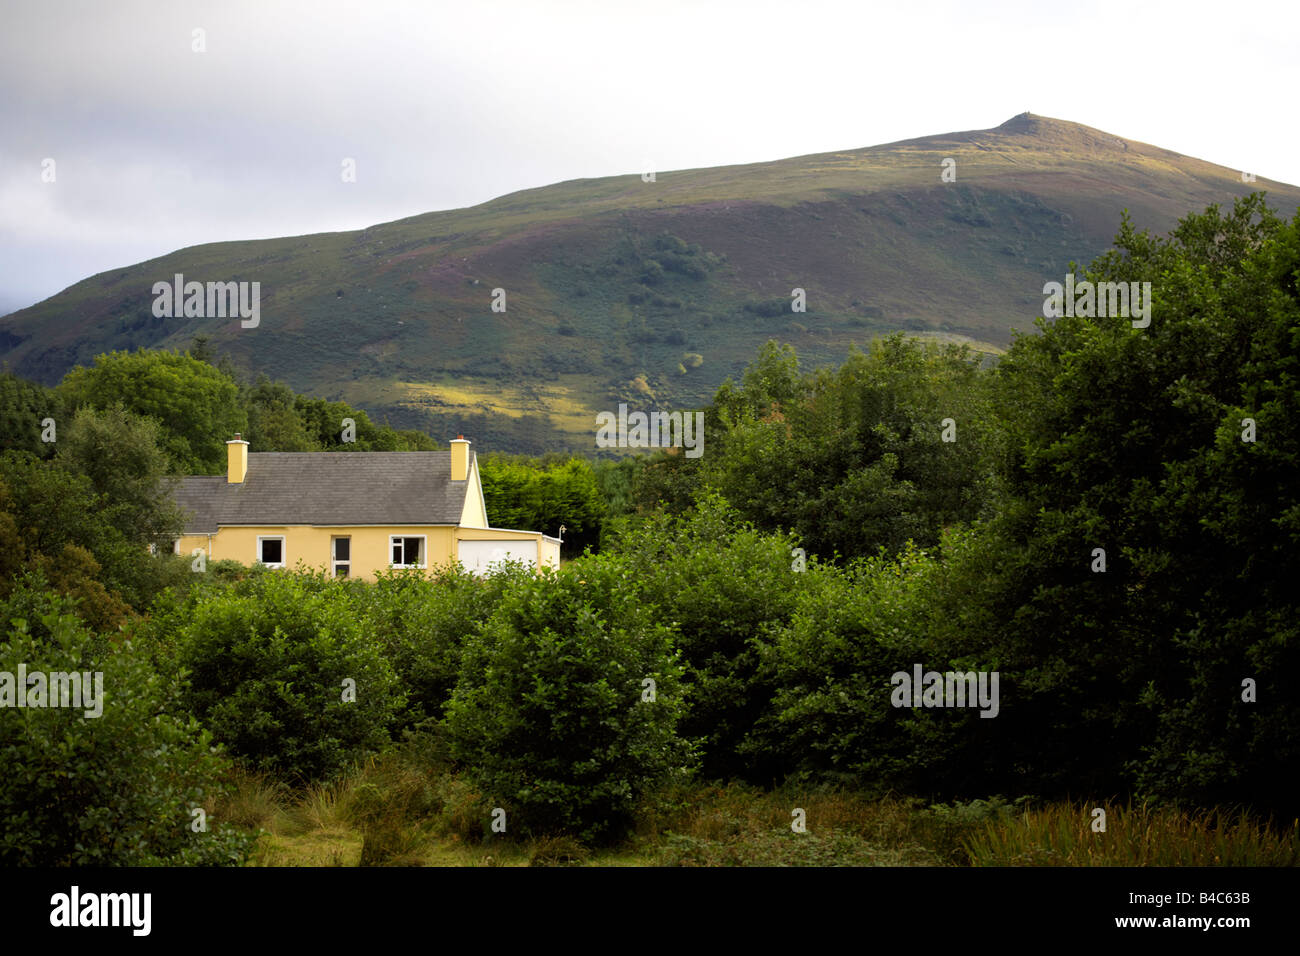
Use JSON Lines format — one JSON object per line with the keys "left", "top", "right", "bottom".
{"left": 0, "top": 593, "right": 254, "bottom": 865}
{"left": 356, "top": 566, "right": 521, "bottom": 733}
{"left": 916, "top": 796, "right": 1027, "bottom": 864}
{"left": 607, "top": 494, "right": 808, "bottom": 782}
{"left": 445, "top": 558, "right": 695, "bottom": 843}
{"left": 175, "top": 572, "right": 403, "bottom": 783}
{"left": 768, "top": 528, "right": 1006, "bottom": 793}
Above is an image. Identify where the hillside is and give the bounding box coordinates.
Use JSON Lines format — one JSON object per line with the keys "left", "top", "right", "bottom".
{"left": 3, "top": 112, "right": 1296, "bottom": 454}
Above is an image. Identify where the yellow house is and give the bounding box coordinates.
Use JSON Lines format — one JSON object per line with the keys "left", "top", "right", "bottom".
{"left": 172, "top": 435, "right": 561, "bottom": 578}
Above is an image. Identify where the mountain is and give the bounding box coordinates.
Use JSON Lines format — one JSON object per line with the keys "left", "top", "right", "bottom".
{"left": 3, "top": 113, "right": 1296, "bottom": 454}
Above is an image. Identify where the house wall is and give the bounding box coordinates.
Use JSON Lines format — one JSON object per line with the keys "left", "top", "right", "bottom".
{"left": 459, "top": 457, "right": 489, "bottom": 529}
{"left": 177, "top": 525, "right": 459, "bottom": 579}
{"left": 177, "top": 523, "right": 559, "bottom": 579}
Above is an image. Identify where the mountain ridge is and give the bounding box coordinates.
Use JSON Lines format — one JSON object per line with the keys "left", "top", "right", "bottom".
{"left": 4, "top": 113, "right": 1296, "bottom": 454}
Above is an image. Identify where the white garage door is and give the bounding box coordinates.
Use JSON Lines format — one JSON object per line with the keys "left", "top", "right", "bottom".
{"left": 458, "top": 539, "right": 539, "bottom": 575}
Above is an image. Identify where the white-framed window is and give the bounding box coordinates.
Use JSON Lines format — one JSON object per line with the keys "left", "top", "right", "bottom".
{"left": 332, "top": 536, "right": 351, "bottom": 578}
{"left": 389, "top": 535, "right": 426, "bottom": 569}
{"left": 257, "top": 535, "right": 286, "bottom": 568}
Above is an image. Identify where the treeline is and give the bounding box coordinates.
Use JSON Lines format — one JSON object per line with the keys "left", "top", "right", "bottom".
{"left": 0, "top": 343, "right": 445, "bottom": 624}
{"left": 622, "top": 193, "right": 1300, "bottom": 812}
{"left": 2, "top": 344, "right": 647, "bottom": 563}
{"left": 2, "top": 194, "right": 1297, "bottom": 864}
{"left": 4, "top": 346, "right": 437, "bottom": 472}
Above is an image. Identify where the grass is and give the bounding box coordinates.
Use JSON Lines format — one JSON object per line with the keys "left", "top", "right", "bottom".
{"left": 963, "top": 801, "right": 1300, "bottom": 866}
{"left": 224, "top": 757, "right": 1299, "bottom": 868}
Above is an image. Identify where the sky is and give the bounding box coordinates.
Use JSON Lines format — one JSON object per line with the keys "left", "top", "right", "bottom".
{"left": 2, "top": 0, "right": 1297, "bottom": 315}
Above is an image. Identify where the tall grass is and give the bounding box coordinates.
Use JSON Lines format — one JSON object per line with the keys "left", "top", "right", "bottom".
{"left": 231, "top": 762, "right": 1300, "bottom": 867}
{"left": 636, "top": 783, "right": 949, "bottom": 866}
{"left": 214, "top": 770, "right": 291, "bottom": 832}
{"left": 964, "top": 801, "right": 1300, "bottom": 866}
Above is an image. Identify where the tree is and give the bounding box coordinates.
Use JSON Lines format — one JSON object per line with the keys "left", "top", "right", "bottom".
{"left": 0, "top": 450, "right": 186, "bottom": 621}
{"left": 292, "top": 394, "right": 435, "bottom": 451}
{"left": 242, "top": 377, "right": 321, "bottom": 452}
{"left": 57, "top": 402, "right": 186, "bottom": 546}
{"left": 0, "top": 372, "right": 64, "bottom": 459}
{"left": 701, "top": 334, "right": 998, "bottom": 561}
{"left": 58, "top": 349, "right": 246, "bottom": 474}
{"left": 988, "top": 194, "right": 1300, "bottom": 810}
{"left": 479, "top": 455, "right": 606, "bottom": 556}
{"left": 189, "top": 335, "right": 214, "bottom": 365}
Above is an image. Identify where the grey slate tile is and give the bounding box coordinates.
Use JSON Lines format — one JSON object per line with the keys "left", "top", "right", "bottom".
{"left": 173, "top": 451, "right": 470, "bottom": 533}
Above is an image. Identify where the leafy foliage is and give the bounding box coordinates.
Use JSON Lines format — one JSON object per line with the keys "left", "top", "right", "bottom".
{"left": 0, "top": 372, "right": 63, "bottom": 459}
{"left": 173, "top": 572, "right": 403, "bottom": 783}
{"left": 445, "top": 559, "right": 695, "bottom": 842}
{"left": 0, "top": 451, "right": 186, "bottom": 618}
{"left": 699, "top": 334, "right": 1000, "bottom": 561}
{"left": 607, "top": 493, "right": 807, "bottom": 782}
{"left": 988, "top": 195, "right": 1300, "bottom": 809}
{"left": 767, "top": 527, "right": 1008, "bottom": 793}
{"left": 0, "top": 592, "right": 254, "bottom": 865}
{"left": 479, "top": 454, "right": 606, "bottom": 555}
{"left": 355, "top": 566, "right": 523, "bottom": 733}
{"left": 58, "top": 349, "right": 247, "bottom": 474}
{"left": 56, "top": 402, "right": 186, "bottom": 546}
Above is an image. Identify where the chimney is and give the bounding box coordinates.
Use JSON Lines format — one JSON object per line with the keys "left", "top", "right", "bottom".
{"left": 450, "top": 435, "right": 470, "bottom": 481}
{"left": 226, "top": 433, "right": 249, "bottom": 483}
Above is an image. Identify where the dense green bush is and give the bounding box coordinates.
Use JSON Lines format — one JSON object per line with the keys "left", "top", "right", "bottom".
{"left": 0, "top": 450, "right": 189, "bottom": 617}
{"left": 768, "top": 527, "right": 1008, "bottom": 794}
{"left": 701, "top": 334, "right": 1000, "bottom": 563}
{"left": 445, "top": 559, "right": 695, "bottom": 843}
{"left": 58, "top": 348, "right": 247, "bottom": 474}
{"left": 355, "top": 566, "right": 524, "bottom": 733}
{"left": 0, "top": 372, "right": 64, "bottom": 459}
{"left": 608, "top": 493, "right": 808, "bottom": 783}
{"left": 0, "top": 590, "right": 254, "bottom": 865}
{"left": 174, "top": 572, "right": 403, "bottom": 783}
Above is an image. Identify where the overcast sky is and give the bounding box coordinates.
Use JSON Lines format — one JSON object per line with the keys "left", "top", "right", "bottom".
{"left": 2, "top": 0, "right": 1296, "bottom": 315}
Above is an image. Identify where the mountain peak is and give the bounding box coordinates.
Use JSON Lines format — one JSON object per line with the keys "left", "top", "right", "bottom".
{"left": 3, "top": 113, "right": 1295, "bottom": 454}
{"left": 996, "top": 112, "right": 1039, "bottom": 133}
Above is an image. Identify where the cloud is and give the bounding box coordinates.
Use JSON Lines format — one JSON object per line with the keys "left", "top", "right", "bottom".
{"left": 2, "top": 0, "right": 1295, "bottom": 309}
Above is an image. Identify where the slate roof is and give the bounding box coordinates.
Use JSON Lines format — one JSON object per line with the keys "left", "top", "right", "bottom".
{"left": 173, "top": 451, "right": 472, "bottom": 533}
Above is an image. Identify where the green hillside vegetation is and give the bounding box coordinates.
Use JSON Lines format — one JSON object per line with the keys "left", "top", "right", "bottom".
{"left": 2, "top": 196, "right": 1297, "bottom": 866}
{"left": 4, "top": 114, "right": 1297, "bottom": 454}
